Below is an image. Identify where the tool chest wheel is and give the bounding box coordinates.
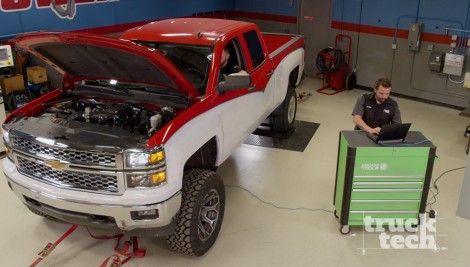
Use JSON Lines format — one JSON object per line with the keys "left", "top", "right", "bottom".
{"left": 340, "top": 225, "right": 350, "bottom": 235}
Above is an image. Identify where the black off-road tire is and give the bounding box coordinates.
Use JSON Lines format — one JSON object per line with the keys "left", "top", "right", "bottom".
{"left": 167, "top": 169, "right": 225, "bottom": 256}
{"left": 270, "top": 87, "right": 297, "bottom": 132}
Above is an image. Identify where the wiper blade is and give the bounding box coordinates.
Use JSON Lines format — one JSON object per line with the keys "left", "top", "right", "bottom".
{"left": 125, "top": 84, "right": 175, "bottom": 93}
{"left": 74, "top": 81, "right": 131, "bottom": 96}
{"left": 88, "top": 80, "right": 173, "bottom": 94}
{"left": 71, "top": 80, "right": 191, "bottom": 109}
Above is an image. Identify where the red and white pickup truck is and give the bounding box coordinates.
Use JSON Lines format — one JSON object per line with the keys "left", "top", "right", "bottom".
{"left": 2, "top": 18, "right": 304, "bottom": 256}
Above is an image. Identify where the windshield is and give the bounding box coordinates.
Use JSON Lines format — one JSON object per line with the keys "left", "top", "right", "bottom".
{"left": 134, "top": 41, "right": 212, "bottom": 95}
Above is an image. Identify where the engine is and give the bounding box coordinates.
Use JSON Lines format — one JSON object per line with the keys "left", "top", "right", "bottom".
{"left": 45, "top": 99, "right": 176, "bottom": 137}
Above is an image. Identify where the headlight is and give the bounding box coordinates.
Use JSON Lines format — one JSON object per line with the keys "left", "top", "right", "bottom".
{"left": 125, "top": 148, "right": 165, "bottom": 168}
{"left": 126, "top": 170, "right": 166, "bottom": 188}
{"left": 124, "top": 147, "right": 166, "bottom": 188}
{"left": 2, "top": 126, "right": 10, "bottom": 145}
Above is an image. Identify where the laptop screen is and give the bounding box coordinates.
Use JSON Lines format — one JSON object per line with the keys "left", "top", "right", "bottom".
{"left": 368, "top": 123, "right": 412, "bottom": 143}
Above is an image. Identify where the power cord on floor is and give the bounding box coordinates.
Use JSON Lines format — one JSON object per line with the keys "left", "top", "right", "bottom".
{"left": 225, "top": 184, "right": 333, "bottom": 213}
{"left": 225, "top": 166, "right": 466, "bottom": 216}
{"left": 427, "top": 166, "right": 466, "bottom": 215}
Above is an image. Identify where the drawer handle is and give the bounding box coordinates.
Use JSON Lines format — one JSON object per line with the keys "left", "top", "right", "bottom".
{"left": 354, "top": 175, "right": 424, "bottom": 179}
{"left": 353, "top": 182, "right": 423, "bottom": 186}
{"left": 353, "top": 189, "right": 422, "bottom": 192}
{"left": 350, "top": 210, "right": 418, "bottom": 214}
{"left": 351, "top": 200, "right": 420, "bottom": 203}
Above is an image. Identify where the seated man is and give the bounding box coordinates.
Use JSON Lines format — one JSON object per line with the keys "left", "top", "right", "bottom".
{"left": 219, "top": 46, "right": 247, "bottom": 81}
{"left": 352, "top": 77, "right": 402, "bottom": 134}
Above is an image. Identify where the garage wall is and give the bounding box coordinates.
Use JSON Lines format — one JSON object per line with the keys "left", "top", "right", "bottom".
{"left": 0, "top": 0, "right": 299, "bottom": 39}
{"left": 330, "top": 0, "right": 470, "bottom": 108}
{"left": 7, "top": 1, "right": 465, "bottom": 108}
{"left": 232, "top": 0, "right": 298, "bottom": 34}
{"left": 235, "top": 0, "right": 297, "bottom": 16}
{"left": 0, "top": 0, "right": 235, "bottom": 39}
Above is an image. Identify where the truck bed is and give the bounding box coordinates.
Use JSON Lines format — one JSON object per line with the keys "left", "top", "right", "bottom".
{"left": 262, "top": 33, "right": 304, "bottom": 67}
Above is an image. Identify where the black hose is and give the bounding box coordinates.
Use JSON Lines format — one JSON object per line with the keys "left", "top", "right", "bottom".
{"left": 316, "top": 47, "right": 345, "bottom": 73}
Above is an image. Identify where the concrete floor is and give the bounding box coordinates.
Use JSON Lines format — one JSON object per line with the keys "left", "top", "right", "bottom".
{"left": 1, "top": 77, "right": 470, "bottom": 266}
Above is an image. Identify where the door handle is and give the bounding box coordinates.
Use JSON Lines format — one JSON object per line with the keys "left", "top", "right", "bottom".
{"left": 248, "top": 84, "right": 257, "bottom": 91}
{"left": 267, "top": 71, "right": 274, "bottom": 77}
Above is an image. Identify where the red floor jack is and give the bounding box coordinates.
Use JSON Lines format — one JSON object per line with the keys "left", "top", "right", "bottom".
{"left": 29, "top": 225, "right": 146, "bottom": 267}
{"left": 316, "top": 34, "right": 356, "bottom": 95}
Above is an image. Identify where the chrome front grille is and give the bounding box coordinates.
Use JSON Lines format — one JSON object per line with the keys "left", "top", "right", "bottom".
{"left": 13, "top": 137, "right": 116, "bottom": 167}
{"left": 17, "top": 156, "right": 119, "bottom": 193}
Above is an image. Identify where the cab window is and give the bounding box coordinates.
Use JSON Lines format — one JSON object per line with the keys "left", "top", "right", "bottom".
{"left": 243, "top": 30, "right": 265, "bottom": 69}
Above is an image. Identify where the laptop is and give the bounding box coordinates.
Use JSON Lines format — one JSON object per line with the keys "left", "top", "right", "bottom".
{"left": 367, "top": 123, "right": 412, "bottom": 144}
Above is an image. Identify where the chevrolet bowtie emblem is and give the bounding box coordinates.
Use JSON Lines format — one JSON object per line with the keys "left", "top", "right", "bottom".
{"left": 44, "top": 160, "right": 66, "bottom": 170}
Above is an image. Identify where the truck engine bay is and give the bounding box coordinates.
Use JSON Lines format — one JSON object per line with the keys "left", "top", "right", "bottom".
{"left": 44, "top": 98, "right": 177, "bottom": 138}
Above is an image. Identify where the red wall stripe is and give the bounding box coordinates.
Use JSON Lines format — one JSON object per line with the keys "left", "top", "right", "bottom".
{"left": 69, "top": 20, "right": 154, "bottom": 35}
{"left": 232, "top": 11, "right": 297, "bottom": 24}
{"left": 71, "top": 16, "right": 453, "bottom": 45}
{"left": 70, "top": 11, "right": 297, "bottom": 35}
{"left": 331, "top": 21, "right": 453, "bottom": 45}
{"left": 422, "top": 32, "right": 452, "bottom": 44}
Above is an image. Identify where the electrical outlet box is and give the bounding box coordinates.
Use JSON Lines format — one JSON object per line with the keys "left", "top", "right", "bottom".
{"left": 0, "top": 45, "right": 14, "bottom": 68}
{"left": 408, "top": 23, "right": 422, "bottom": 51}
{"left": 443, "top": 53, "right": 466, "bottom": 76}
{"left": 429, "top": 51, "right": 444, "bottom": 72}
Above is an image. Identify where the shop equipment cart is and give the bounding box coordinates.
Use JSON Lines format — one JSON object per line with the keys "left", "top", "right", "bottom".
{"left": 316, "top": 34, "right": 356, "bottom": 95}
{"left": 333, "top": 131, "right": 436, "bottom": 234}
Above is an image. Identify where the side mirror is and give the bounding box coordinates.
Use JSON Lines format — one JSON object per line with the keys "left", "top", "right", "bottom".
{"left": 217, "top": 74, "right": 251, "bottom": 95}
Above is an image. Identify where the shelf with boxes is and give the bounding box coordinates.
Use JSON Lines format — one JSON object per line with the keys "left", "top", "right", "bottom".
{"left": 0, "top": 73, "right": 30, "bottom": 112}
{"left": 0, "top": 66, "right": 50, "bottom": 112}
{"left": 26, "top": 66, "right": 50, "bottom": 96}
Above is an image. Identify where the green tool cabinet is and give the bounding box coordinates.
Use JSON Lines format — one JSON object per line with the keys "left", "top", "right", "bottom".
{"left": 333, "top": 131, "right": 436, "bottom": 234}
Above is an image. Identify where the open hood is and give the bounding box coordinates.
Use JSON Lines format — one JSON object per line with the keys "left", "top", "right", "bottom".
{"left": 12, "top": 32, "right": 199, "bottom": 96}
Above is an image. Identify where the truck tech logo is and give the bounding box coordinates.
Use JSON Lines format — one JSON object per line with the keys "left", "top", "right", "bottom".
{"left": 1, "top": 0, "right": 119, "bottom": 20}
{"left": 361, "top": 214, "right": 445, "bottom": 252}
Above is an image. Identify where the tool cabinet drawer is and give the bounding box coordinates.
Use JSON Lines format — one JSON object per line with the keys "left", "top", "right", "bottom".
{"left": 348, "top": 211, "right": 419, "bottom": 225}
{"left": 353, "top": 156, "right": 429, "bottom": 178}
{"left": 352, "top": 181, "right": 423, "bottom": 189}
{"left": 353, "top": 176, "right": 424, "bottom": 183}
{"left": 350, "top": 199, "right": 420, "bottom": 211}
{"left": 351, "top": 189, "right": 422, "bottom": 200}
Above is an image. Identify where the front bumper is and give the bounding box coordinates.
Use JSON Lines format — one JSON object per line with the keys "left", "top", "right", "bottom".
{"left": 4, "top": 166, "right": 181, "bottom": 237}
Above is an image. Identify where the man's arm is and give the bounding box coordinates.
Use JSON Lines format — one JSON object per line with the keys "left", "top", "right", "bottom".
{"left": 353, "top": 115, "right": 381, "bottom": 134}
{"left": 352, "top": 94, "right": 381, "bottom": 134}
{"left": 228, "top": 69, "right": 248, "bottom": 76}
{"left": 392, "top": 105, "right": 402, "bottom": 124}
